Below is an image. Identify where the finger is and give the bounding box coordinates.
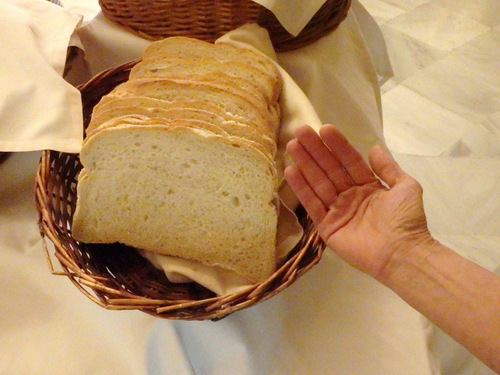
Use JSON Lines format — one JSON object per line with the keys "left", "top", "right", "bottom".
{"left": 319, "top": 125, "right": 377, "bottom": 187}
{"left": 284, "top": 165, "right": 328, "bottom": 226}
{"left": 369, "top": 145, "right": 405, "bottom": 188}
{"left": 294, "top": 125, "right": 353, "bottom": 192}
{"left": 286, "top": 138, "right": 338, "bottom": 208}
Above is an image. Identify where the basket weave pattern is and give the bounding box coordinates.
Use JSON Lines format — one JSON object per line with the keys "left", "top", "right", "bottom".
{"left": 98, "top": 0, "right": 351, "bottom": 51}
{"left": 35, "top": 60, "right": 325, "bottom": 320}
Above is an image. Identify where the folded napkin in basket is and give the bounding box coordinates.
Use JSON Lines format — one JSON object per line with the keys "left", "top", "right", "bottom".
{"left": 252, "top": 0, "right": 328, "bottom": 37}
{"left": 0, "top": 0, "right": 82, "bottom": 153}
{"left": 141, "top": 24, "right": 323, "bottom": 296}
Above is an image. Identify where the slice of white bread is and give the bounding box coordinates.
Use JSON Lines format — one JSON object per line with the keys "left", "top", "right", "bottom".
{"left": 72, "top": 124, "right": 278, "bottom": 283}
{"left": 130, "top": 56, "right": 280, "bottom": 103}
{"left": 140, "top": 38, "right": 281, "bottom": 119}
{"left": 90, "top": 96, "right": 275, "bottom": 142}
{"left": 101, "top": 78, "right": 280, "bottom": 134}
{"left": 86, "top": 114, "right": 228, "bottom": 138}
{"left": 141, "top": 36, "right": 282, "bottom": 88}
{"left": 131, "top": 69, "right": 271, "bottom": 108}
{"left": 86, "top": 114, "right": 274, "bottom": 163}
{"left": 88, "top": 105, "right": 277, "bottom": 157}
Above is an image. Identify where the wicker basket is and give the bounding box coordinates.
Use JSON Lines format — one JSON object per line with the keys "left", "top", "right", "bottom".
{"left": 0, "top": 152, "right": 9, "bottom": 165}
{"left": 98, "top": 0, "right": 351, "bottom": 52}
{"left": 35, "top": 60, "right": 325, "bottom": 321}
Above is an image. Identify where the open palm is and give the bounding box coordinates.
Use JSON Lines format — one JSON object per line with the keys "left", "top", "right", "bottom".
{"left": 284, "top": 125, "right": 431, "bottom": 278}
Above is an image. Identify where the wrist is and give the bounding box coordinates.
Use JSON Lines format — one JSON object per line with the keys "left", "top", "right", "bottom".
{"left": 375, "top": 232, "right": 438, "bottom": 287}
{"left": 374, "top": 234, "right": 500, "bottom": 373}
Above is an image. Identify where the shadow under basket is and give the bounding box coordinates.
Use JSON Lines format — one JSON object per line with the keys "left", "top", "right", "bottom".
{"left": 35, "top": 60, "right": 326, "bottom": 321}
{"left": 98, "top": 0, "right": 351, "bottom": 52}
{"left": 0, "top": 152, "right": 10, "bottom": 165}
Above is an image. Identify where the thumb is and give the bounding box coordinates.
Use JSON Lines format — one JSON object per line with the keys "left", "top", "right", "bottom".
{"left": 369, "top": 145, "right": 406, "bottom": 188}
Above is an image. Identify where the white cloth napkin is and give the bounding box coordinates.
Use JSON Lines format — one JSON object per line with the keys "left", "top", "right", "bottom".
{"left": 0, "top": 0, "right": 83, "bottom": 153}
{"left": 252, "top": 0, "right": 328, "bottom": 37}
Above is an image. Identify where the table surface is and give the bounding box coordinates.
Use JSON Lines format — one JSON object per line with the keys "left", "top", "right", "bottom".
{"left": 0, "top": 1, "right": 498, "bottom": 374}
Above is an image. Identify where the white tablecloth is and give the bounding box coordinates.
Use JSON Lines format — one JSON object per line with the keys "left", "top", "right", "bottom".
{"left": 2, "top": 0, "right": 496, "bottom": 374}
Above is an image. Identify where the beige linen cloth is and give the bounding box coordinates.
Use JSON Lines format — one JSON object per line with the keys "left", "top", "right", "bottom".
{"left": 252, "top": 0, "right": 329, "bottom": 37}
{"left": 0, "top": 0, "right": 82, "bottom": 153}
{"left": 0, "top": 1, "right": 439, "bottom": 374}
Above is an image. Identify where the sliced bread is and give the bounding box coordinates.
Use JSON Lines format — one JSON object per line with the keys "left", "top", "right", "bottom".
{"left": 102, "top": 78, "right": 280, "bottom": 134}
{"left": 73, "top": 124, "right": 278, "bottom": 283}
{"left": 74, "top": 36, "right": 284, "bottom": 285}
{"left": 90, "top": 96, "right": 274, "bottom": 140}
{"left": 86, "top": 114, "right": 275, "bottom": 162}
{"left": 88, "top": 105, "right": 277, "bottom": 157}
{"left": 130, "top": 56, "right": 281, "bottom": 103}
{"left": 141, "top": 36, "right": 281, "bottom": 88}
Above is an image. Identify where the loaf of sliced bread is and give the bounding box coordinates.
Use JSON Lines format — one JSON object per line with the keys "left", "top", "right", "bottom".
{"left": 72, "top": 36, "right": 283, "bottom": 284}
{"left": 73, "top": 124, "right": 278, "bottom": 283}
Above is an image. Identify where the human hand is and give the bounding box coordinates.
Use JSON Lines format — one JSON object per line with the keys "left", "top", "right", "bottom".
{"left": 284, "top": 125, "right": 433, "bottom": 280}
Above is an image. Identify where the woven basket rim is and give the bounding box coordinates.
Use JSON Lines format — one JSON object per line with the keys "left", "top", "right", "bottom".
{"left": 98, "top": 0, "right": 351, "bottom": 52}
{"left": 34, "top": 59, "right": 326, "bottom": 321}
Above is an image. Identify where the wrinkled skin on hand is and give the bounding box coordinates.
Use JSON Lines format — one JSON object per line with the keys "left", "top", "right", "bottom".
{"left": 284, "top": 125, "right": 432, "bottom": 279}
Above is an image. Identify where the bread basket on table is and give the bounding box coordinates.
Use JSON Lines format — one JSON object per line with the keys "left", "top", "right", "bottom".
{"left": 98, "top": 0, "right": 351, "bottom": 52}
{"left": 35, "top": 59, "right": 326, "bottom": 321}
